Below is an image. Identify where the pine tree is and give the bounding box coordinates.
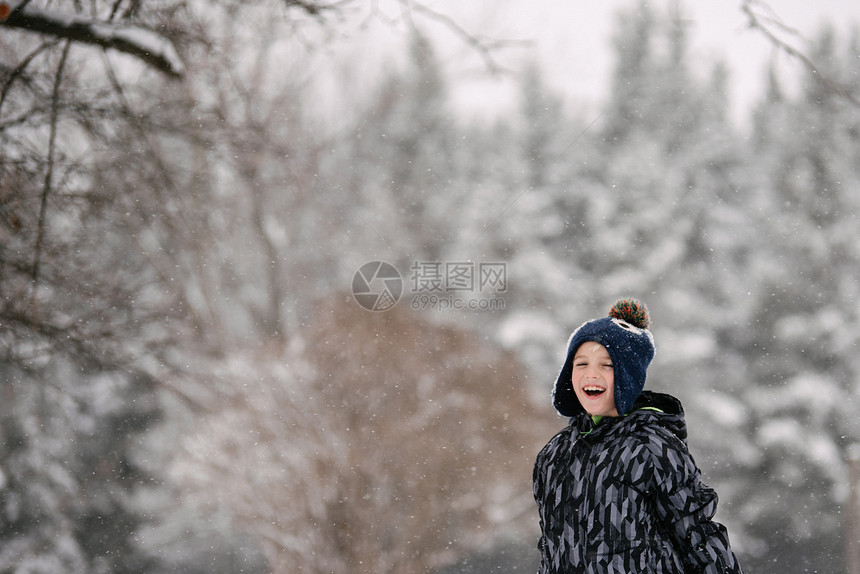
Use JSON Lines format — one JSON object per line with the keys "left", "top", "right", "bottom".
{"left": 352, "top": 30, "right": 460, "bottom": 263}
{"left": 728, "top": 24, "right": 860, "bottom": 574}
{"left": 0, "top": 360, "right": 163, "bottom": 573}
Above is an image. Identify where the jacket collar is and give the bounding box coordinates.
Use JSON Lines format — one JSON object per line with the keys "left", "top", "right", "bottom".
{"left": 570, "top": 391, "right": 687, "bottom": 443}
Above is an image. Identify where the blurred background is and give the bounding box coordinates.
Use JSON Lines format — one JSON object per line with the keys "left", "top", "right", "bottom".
{"left": 1, "top": 0, "right": 860, "bottom": 572}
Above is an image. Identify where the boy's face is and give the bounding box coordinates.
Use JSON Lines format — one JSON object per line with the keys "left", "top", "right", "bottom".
{"left": 571, "top": 342, "right": 618, "bottom": 417}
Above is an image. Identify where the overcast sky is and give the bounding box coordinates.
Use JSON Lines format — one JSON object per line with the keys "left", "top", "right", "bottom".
{"left": 308, "top": 0, "right": 860, "bottom": 130}
{"left": 412, "top": 0, "right": 860, "bottom": 126}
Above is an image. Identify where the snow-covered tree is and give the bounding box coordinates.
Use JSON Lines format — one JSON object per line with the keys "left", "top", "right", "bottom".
{"left": 723, "top": 24, "right": 860, "bottom": 573}
{"left": 0, "top": 359, "right": 163, "bottom": 572}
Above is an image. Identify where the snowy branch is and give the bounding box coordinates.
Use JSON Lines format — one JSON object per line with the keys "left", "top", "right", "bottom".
{"left": 0, "top": 1, "right": 184, "bottom": 77}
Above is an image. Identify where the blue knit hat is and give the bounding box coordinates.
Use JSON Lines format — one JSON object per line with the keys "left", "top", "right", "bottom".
{"left": 553, "top": 298, "right": 656, "bottom": 416}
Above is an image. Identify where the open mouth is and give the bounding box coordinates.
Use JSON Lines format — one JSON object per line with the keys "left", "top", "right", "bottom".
{"left": 583, "top": 385, "right": 606, "bottom": 398}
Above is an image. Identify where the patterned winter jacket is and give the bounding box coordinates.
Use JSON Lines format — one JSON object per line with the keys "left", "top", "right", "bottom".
{"left": 533, "top": 391, "right": 743, "bottom": 574}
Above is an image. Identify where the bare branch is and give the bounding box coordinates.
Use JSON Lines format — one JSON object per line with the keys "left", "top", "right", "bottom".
{"left": 30, "top": 40, "right": 69, "bottom": 322}
{"left": 400, "top": 0, "right": 525, "bottom": 75}
{"left": 0, "top": 39, "right": 57, "bottom": 114}
{"left": 283, "top": 0, "right": 345, "bottom": 17}
{"left": 742, "top": 0, "right": 860, "bottom": 108}
{"left": 0, "top": 1, "right": 184, "bottom": 77}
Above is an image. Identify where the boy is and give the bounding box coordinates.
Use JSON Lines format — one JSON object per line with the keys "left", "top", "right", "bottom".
{"left": 533, "top": 298, "right": 743, "bottom": 574}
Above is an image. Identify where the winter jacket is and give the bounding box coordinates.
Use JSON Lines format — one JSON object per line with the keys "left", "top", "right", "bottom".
{"left": 533, "top": 391, "right": 743, "bottom": 574}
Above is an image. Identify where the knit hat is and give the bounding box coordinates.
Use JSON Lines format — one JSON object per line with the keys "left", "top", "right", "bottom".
{"left": 553, "top": 298, "right": 656, "bottom": 416}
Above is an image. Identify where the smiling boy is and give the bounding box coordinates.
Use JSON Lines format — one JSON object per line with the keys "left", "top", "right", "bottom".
{"left": 533, "top": 298, "right": 743, "bottom": 574}
{"left": 571, "top": 342, "right": 618, "bottom": 417}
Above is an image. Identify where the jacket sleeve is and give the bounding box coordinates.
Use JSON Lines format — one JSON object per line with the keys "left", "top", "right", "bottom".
{"left": 532, "top": 445, "right": 552, "bottom": 574}
{"left": 647, "top": 430, "right": 744, "bottom": 574}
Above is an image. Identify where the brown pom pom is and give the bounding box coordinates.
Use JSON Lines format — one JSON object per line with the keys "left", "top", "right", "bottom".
{"left": 608, "top": 298, "right": 650, "bottom": 329}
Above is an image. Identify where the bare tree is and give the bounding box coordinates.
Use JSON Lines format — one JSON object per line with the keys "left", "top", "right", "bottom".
{"left": 170, "top": 297, "right": 556, "bottom": 574}
{"left": 0, "top": 0, "right": 516, "bottom": 381}
{"left": 1, "top": 1, "right": 528, "bottom": 568}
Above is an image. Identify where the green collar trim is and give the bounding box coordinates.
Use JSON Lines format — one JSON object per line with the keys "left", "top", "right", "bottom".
{"left": 579, "top": 407, "right": 664, "bottom": 435}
